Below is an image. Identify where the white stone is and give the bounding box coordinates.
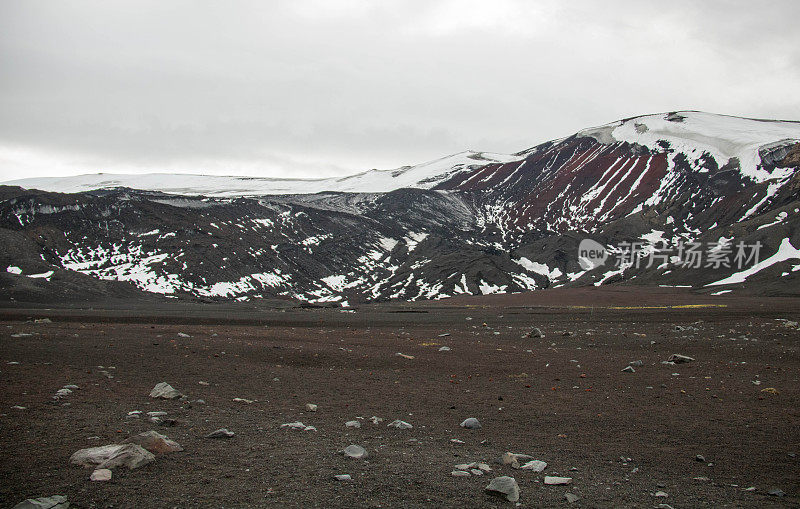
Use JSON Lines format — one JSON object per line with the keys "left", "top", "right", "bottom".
{"left": 544, "top": 476, "right": 572, "bottom": 485}
{"left": 520, "top": 460, "right": 547, "bottom": 472}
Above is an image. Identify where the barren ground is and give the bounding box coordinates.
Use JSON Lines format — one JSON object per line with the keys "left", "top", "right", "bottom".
{"left": 1, "top": 288, "right": 798, "bottom": 508}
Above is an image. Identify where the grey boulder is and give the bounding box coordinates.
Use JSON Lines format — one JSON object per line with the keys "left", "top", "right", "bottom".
{"left": 13, "top": 496, "right": 69, "bottom": 509}
{"left": 667, "top": 354, "right": 695, "bottom": 364}
{"left": 485, "top": 476, "right": 520, "bottom": 502}
{"left": 460, "top": 417, "right": 482, "bottom": 429}
{"left": 70, "top": 443, "right": 155, "bottom": 470}
{"left": 149, "top": 382, "right": 181, "bottom": 399}
{"left": 122, "top": 431, "right": 183, "bottom": 454}
{"left": 519, "top": 460, "right": 547, "bottom": 472}
{"left": 342, "top": 445, "right": 368, "bottom": 459}
{"left": 90, "top": 469, "right": 112, "bottom": 481}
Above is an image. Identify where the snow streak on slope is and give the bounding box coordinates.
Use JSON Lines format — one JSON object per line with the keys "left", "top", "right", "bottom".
{"left": 708, "top": 238, "right": 800, "bottom": 286}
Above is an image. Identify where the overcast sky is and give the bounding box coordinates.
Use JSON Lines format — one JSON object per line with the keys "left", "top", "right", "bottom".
{"left": 1, "top": 0, "right": 799, "bottom": 181}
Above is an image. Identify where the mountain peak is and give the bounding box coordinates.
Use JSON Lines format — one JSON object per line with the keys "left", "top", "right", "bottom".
{"left": 3, "top": 111, "right": 799, "bottom": 196}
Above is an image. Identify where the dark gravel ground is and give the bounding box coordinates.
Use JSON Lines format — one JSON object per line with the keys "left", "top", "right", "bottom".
{"left": 0, "top": 288, "right": 798, "bottom": 508}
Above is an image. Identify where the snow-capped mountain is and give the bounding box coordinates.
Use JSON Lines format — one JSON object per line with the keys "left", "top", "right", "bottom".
{"left": 2, "top": 111, "right": 799, "bottom": 304}
{"left": 4, "top": 151, "right": 523, "bottom": 196}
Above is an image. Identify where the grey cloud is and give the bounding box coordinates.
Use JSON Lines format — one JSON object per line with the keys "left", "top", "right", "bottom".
{"left": 1, "top": 0, "right": 798, "bottom": 180}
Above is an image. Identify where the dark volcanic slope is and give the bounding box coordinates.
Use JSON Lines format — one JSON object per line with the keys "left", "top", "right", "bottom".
{"left": 1, "top": 112, "right": 799, "bottom": 304}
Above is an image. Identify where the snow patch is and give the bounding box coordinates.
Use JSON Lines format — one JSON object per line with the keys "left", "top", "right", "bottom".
{"left": 514, "top": 257, "right": 562, "bottom": 280}
{"left": 708, "top": 238, "right": 800, "bottom": 286}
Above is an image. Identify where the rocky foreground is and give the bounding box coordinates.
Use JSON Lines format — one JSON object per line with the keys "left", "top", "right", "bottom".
{"left": 0, "top": 289, "right": 798, "bottom": 507}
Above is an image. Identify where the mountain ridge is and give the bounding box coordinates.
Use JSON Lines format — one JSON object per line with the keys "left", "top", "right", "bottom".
{"left": 1, "top": 110, "right": 799, "bottom": 304}
{"left": 7, "top": 111, "right": 799, "bottom": 196}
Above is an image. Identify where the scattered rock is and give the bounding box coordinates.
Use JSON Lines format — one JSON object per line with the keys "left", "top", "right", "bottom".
{"left": 53, "top": 388, "right": 72, "bottom": 399}
{"left": 177, "top": 332, "right": 191, "bottom": 338}
{"left": 544, "top": 476, "right": 572, "bottom": 485}
{"left": 149, "top": 382, "right": 181, "bottom": 399}
{"left": 654, "top": 490, "right": 669, "bottom": 497}
{"left": 470, "top": 468, "right": 484, "bottom": 476}
{"left": 761, "top": 387, "right": 779, "bottom": 395}
{"left": 205, "top": 428, "right": 235, "bottom": 439}
{"left": 485, "top": 476, "right": 520, "bottom": 502}
{"left": 122, "top": 431, "right": 183, "bottom": 454}
{"left": 523, "top": 327, "right": 545, "bottom": 339}
{"left": 334, "top": 474, "right": 352, "bottom": 481}
{"left": 63, "top": 385, "right": 80, "bottom": 390}
{"left": 519, "top": 460, "right": 547, "bottom": 472}
{"left": 305, "top": 403, "right": 318, "bottom": 412}
{"left": 233, "top": 398, "right": 254, "bottom": 404}
{"left": 628, "top": 360, "right": 643, "bottom": 367}
{"left": 667, "top": 354, "right": 695, "bottom": 364}
{"left": 564, "top": 492, "right": 580, "bottom": 503}
{"left": 147, "top": 411, "right": 168, "bottom": 417}
{"left": 451, "top": 470, "right": 471, "bottom": 477}
{"left": 501, "top": 452, "right": 534, "bottom": 469}
{"left": 12, "top": 495, "right": 69, "bottom": 509}
{"left": 695, "top": 454, "right": 706, "bottom": 462}
{"left": 387, "top": 419, "right": 413, "bottom": 429}
{"left": 369, "top": 416, "right": 383, "bottom": 424}
{"left": 460, "top": 417, "right": 482, "bottom": 429}
{"left": 281, "top": 421, "right": 316, "bottom": 431}
{"left": 34, "top": 318, "right": 52, "bottom": 324}
{"left": 90, "top": 468, "right": 112, "bottom": 481}
{"left": 395, "top": 352, "right": 414, "bottom": 359}
{"left": 345, "top": 420, "right": 361, "bottom": 428}
{"left": 342, "top": 445, "right": 368, "bottom": 459}
{"left": 621, "top": 366, "right": 635, "bottom": 373}
{"left": 438, "top": 346, "right": 451, "bottom": 352}
{"left": 70, "top": 443, "right": 155, "bottom": 470}
{"left": 768, "top": 488, "right": 785, "bottom": 497}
